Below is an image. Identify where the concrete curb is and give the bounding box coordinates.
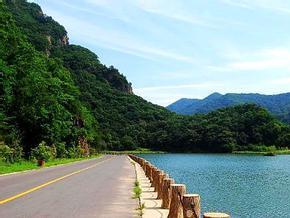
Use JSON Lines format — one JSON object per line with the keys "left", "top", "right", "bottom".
{"left": 129, "top": 156, "right": 169, "bottom": 218}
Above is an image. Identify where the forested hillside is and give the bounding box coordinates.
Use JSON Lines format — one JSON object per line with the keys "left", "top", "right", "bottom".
{"left": 168, "top": 92, "right": 290, "bottom": 122}
{"left": 1, "top": 0, "right": 290, "bottom": 161}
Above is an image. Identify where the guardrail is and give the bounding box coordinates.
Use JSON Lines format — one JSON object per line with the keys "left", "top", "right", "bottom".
{"left": 128, "top": 154, "right": 230, "bottom": 218}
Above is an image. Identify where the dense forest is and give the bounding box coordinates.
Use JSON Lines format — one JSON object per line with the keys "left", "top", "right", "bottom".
{"left": 1, "top": 0, "right": 290, "bottom": 162}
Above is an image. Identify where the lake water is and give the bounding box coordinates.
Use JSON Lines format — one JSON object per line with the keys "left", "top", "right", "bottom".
{"left": 139, "top": 154, "right": 290, "bottom": 218}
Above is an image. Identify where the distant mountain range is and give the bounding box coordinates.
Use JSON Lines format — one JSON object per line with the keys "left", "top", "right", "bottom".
{"left": 167, "top": 92, "right": 290, "bottom": 122}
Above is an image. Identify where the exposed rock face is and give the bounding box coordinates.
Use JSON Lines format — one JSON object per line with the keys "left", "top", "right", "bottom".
{"left": 38, "top": 8, "right": 44, "bottom": 16}
{"left": 46, "top": 35, "right": 52, "bottom": 46}
{"left": 45, "top": 34, "right": 68, "bottom": 56}
{"left": 122, "top": 82, "right": 133, "bottom": 94}
{"left": 127, "top": 83, "right": 133, "bottom": 94}
{"left": 45, "top": 35, "right": 52, "bottom": 56}
{"left": 103, "top": 66, "right": 133, "bottom": 94}
{"left": 115, "top": 81, "right": 133, "bottom": 94}
{"left": 61, "top": 35, "right": 69, "bottom": 46}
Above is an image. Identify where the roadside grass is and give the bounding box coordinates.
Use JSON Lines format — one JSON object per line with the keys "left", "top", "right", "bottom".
{"left": 0, "top": 160, "right": 37, "bottom": 174}
{"left": 138, "top": 203, "right": 145, "bottom": 216}
{"left": 129, "top": 158, "right": 144, "bottom": 217}
{"left": 0, "top": 154, "right": 102, "bottom": 175}
{"left": 45, "top": 154, "right": 101, "bottom": 167}
{"left": 133, "top": 180, "right": 142, "bottom": 199}
{"left": 133, "top": 179, "right": 143, "bottom": 216}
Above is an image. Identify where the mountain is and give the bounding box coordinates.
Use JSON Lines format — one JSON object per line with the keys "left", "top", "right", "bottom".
{"left": 5, "top": 0, "right": 133, "bottom": 94}
{"left": 0, "top": 0, "right": 173, "bottom": 154}
{"left": 167, "top": 92, "right": 290, "bottom": 122}
{"left": 1, "top": 0, "right": 290, "bottom": 158}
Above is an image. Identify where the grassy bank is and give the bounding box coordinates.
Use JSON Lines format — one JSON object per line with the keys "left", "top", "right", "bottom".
{"left": 233, "top": 149, "right": 290, "bottom": 156}
{"left": 0, "top": 154, "right": 102, "bottom": 175}
{"left": 104, "top": 147, "right": 290, "bottom": 156}
{"left": 102, "top": 148, "right": 166, "bottom": 155}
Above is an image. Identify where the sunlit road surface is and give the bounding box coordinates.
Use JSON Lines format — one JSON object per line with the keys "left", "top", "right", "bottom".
{"left": 0, "top": 155, "right": 137, "bottom": 218}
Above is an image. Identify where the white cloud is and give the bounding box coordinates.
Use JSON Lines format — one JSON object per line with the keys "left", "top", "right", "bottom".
{"left": 139, "top": 0, "right": 218, "bottom": 28}
{"left": 49, "top": 13, "right": 196, "bottom": 63}
{"left": 85, "top": 0, "right": 112, "bottom": 6}
{"left": 209, "top": 47, "right": 290, "bottom": 71}
{"left": 88, "top": 0, "right": 251, "bottom": 31}
{"left": 151, "top": 71, "right": 195, "bottom": 80}
{"left": 271, "top": 77, "right": 290, "bottom": 85}
{"left": 134, "top": 82, "right": 224, "bottom": 106}
{"left": 220, "top": 0, "right": 254, "bottom": 9}
{"left": 31, "top": 0, "right": 290, "bottom": 106}
{"left": 220, "top": 0, "right": 290, "bottom": 14}
{"left": 134, "top": 82, "right": 221, "bottom": 92}
{"left": 84, "top": 0, "right": 218, "bottom": 28}
{"left": 86, "top": 0, "right": 245, "bottom": 29}
{"left": 227, "top": 59, "right": 290, "bottom": 71}
{"left": 85, "top": 0, "right": 216, "bottom": 28}
{"left": 135, "top": 78, "right": 290, "bottom": 106}
{"left": 84, "top": 0, "right": 134, "bottom": 22}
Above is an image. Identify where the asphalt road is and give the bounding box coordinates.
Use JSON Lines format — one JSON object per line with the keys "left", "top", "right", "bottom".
{"left": 0, "top": 155, "right": 137, "bottom": 218}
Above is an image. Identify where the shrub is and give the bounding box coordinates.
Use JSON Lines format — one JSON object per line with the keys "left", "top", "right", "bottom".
{"left": 277, "top": 133, "right": 290, "bottom": 147}
{"left": 0, "top": 144, "right": 23, "bottom": 163}
{"left": 220, "top": 143, "right": 235, "bottom": 153}
{"left": 31, "top": 141, "right": 54, "bottom": 161}
{"left": 67, "top": 145, "right": 82, "bottom": 158}
{"left": 51, "top": 144, "right": 57, "bottom": 158}
{"left": 243, "top": 144, "right": 277, "bottom": 152}
{"left": 54, "top": 142, "right": 68, "bottom": 158}
{"left": 89, "top": 147, "right": 96, "bottom": 155}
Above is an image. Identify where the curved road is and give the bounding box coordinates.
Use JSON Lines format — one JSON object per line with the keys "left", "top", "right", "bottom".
{"left": 0, "top": 155, "right": 137, "bottom": 217}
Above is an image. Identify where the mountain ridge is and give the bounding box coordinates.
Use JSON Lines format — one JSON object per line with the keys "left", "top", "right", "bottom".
{"left": 167, "top": 92, "right": 290, "bottom": 122}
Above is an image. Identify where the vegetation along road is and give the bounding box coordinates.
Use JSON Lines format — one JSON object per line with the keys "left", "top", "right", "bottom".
{"left": 0, "top": 155, "right": 137, "bottom": 217}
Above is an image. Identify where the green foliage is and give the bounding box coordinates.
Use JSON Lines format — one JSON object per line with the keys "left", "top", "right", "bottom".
{"left": 239, "top": 144, "right": 277, "bottom": 152}
{"left": 121, "top": 135, "right": 137, "bottom": 150}
{"left": 52, "top": 45, "right": 132, "bottom": 93}
{"left": 0, "top": 3, "right": 101, "bottom": 157}
{"left": 54, "top": 142, "right": 67, "bottom": 158}
{"left": 0, "top": 143, "right": 23, "bottom": 163}
{"left": 133, "top": 180, "right": 142, "bottom": 199}
{"left": 31, "top": 141, "right": 54, "bottom": 161}
{"left": 134, "top": 180, "right": 140, "bottom": 187}
{"left": 142, "top": 104, "right": 288, "bottom": 153}
{"left": 0, "top": 154, "right": 102, "bottom": 175}
{"left": 277, "top": 132, "right": 290, "bottom": 147}
{"left": 67, "top": 145, "right": 82, "bottom": 158}
{"left": 4, "top": 0, "right": 67, "bottom": 53}
{"left": 168, "top": 92, "right": 290, "bottom": 123}
{"left": 138, "top": 203, "right": 145, "bottom": 216}
{"left": 256, "top": 145, "right": 277, "bottom": 152}
{"left": 0, "top": 159, "right": 37, "bottom": 174}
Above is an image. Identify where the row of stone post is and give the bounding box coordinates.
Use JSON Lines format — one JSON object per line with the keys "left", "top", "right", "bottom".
{"left": 128, "top": 154, "right": 230, "bottom": 218}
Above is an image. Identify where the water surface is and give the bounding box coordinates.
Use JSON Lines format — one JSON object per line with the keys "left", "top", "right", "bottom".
{"left": 139, "top": 154, "right": 290, "bottom": 217}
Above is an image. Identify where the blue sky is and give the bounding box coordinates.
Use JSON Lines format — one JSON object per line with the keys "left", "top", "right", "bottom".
{"left": 31, "top": 0, "right": 290, "bottom": 106}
